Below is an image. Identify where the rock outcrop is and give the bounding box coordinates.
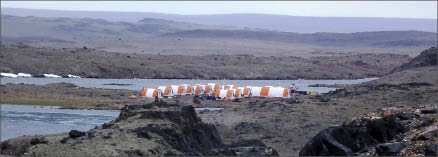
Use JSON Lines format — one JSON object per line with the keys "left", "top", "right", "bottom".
{"left": 299, "top": 114, "right": 406, "bottom": 156}
{"left": 0, "top": 102, "right": 278, "bottom": 156}
{"left": 299, "top": 105, "right": 438, "bottom": 156}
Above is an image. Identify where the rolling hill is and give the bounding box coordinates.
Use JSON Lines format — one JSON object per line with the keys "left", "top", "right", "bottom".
{"left": 1, "top": 15, "right": 436, "bottom": 57}
{"left": 2, "top": 7, "right": 437, "bottom": 33}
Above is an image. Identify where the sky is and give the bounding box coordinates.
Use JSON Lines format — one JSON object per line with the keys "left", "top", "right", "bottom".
{"left": 1, "top": 1, "right": 437, "bottom": 19}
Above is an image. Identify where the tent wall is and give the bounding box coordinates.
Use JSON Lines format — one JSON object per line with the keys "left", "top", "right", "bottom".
{"left": 171, "top": 85, "right": 186, "bottom": 95}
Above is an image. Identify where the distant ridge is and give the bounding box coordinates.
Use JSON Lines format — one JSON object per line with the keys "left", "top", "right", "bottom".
{"left": 2, "top": 7, "right": 437, "bottom": 33}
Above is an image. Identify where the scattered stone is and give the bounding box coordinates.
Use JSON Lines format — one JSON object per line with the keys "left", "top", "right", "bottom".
{"left": 375, "top": 142, "right": 405, "bottom": 156}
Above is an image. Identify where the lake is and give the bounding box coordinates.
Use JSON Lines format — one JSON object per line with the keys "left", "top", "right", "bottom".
{"left": 1, "top": 104, "right": 119, "bottom": 141}
{"left": 0, "top": 77, "right": 378, "bottom": 93}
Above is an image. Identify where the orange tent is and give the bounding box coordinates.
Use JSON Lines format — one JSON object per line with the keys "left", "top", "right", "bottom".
{"left": 141, "top": 88, "right": 147, "bottom": 97}
{"left": 142, "top": 88, "right": 163, "bottom": 98}
{"left": 171, "top": 85, "right": 186, "bottom": 95}
{"left": 260, "top": 87, "right": 270, "bottom": 97}
{"left": 154, "top": 86, "right": 174, "bottom": 97}
{"left": 217, "top": 89, "right": 235, "bottom": 100}
{"left": 193, "top": 85, "right": 204, "bottom": 95}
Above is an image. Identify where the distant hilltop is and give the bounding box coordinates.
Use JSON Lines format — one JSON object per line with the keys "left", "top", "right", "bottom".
{"left": 2, "top": 7, "right": 437, "bottom": 33}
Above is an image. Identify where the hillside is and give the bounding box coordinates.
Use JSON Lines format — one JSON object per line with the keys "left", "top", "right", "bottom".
{"left": 0, "top": 15, "right": 235, "bottom": 39}
{"left": 1, "top": 15, "right": 435, "bottom": 57}
{"left": 163, "top": 29, "right": 437, "bottom": 47}
{"left": 391, "top": 46, "right": 437, "bottom": 73}
{"left": 2, "top": 8, "right": 437, "bottom": 33}
{"left": 0, "top": 43, "right": 410, "bottom": 79}
{"left": 370, "top": 47, "right": 438, "bottom": 85}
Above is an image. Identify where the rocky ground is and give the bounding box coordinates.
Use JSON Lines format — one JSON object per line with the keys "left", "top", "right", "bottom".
{"left": 0, "top": 42, "right": 410, "bottom": 79}
{"left": 1, "top": 47, "right": 436, "bottom": 156}
{"left": 0, "top": 102, "right": 278, "bottom": 156}
{"left": 2, "top": 79, "right": 436, "bottom": 156}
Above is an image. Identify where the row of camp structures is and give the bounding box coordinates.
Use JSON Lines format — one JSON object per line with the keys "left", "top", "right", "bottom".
{"left": 141, "top": 83, "right": 295, "bottom": 100}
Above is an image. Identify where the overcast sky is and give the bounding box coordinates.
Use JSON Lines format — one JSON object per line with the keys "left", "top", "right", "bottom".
{"left": 2, "top": 1, "right": 437, "bottom": 19}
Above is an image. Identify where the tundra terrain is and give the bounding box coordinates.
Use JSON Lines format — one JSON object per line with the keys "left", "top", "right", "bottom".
{"left": 1, "top": 47, "right": 436, "bottom": 156}
{"left": 0, "top": 43, "right": 410, "bottom": 79}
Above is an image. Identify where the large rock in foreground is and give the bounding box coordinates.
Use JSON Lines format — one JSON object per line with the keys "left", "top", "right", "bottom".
{"left": 299, "top": 114, "right": 406, "bottom": 156}
{"left": 299, "top": 105, "right": 438, "bottom": 156}
{"left": 1, "top": 102, "right": 278, "bottom": 156}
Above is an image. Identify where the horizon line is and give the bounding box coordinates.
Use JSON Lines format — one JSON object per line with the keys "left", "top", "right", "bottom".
{"left": 2, "top": 7, "right": 437, "bottom": 20}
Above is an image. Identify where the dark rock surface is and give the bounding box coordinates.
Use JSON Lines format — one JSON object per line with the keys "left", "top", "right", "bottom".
{"left": 375, "top": 142, "right": 405, "bottom": 156}
{"left": 299, "top": 114, "right": 406, "bottom": 156}
{"left": 0, "top": 102, "right": 278, "bottom": 156}
{"left": 69, "top": 130, "right": 86, "bottom": 138}
{"left": 425, "top": 144, "right": 438, "bottom": 156}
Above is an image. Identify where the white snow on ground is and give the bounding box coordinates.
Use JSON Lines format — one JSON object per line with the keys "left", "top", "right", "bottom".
{"left": 43, "top": 74, "right": 62, "bottom": 78}
{"left": 1, "top": 73, "right": 18, "bottom": 77}
{"left": 17, "top": 73, "right": 32, "bottom": 77}
{"left": 68, "top": 74, "right": 81, "bottom": 78}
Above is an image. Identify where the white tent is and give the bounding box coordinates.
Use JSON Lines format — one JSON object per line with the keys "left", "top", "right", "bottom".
{"left": 249, "top": 86, "right": 262, "bottom": 97}
{"left": 141, "top": 88, "right": 163, "bottom": 99}
{"left": 181, "top": 84, "right": 193, "bottom": 95}
{"left": 200, "top": 84, "right": 213, "bottom": 95}
{"left": 193, "top": 85, "right": 205, "bottom": 95}
{"left": 216, "top": 89, "right": 235, "bottom": 100}
{"left": 171, "top": 85, "right": 186, "bottom": 95}
{"left": 268, "top": 87, "right": 290, "bottom": 98}
{"left": 238, "top": 87, "right": 251, "bottom": 97}
{"left": 232, "top": 89, "right": 243, "bottom": 98}
{"left": 155, "top": 86, "right": 174, "bottom": 97}
{"left": 207, "top": 83, "right": 221, "bottom": 93}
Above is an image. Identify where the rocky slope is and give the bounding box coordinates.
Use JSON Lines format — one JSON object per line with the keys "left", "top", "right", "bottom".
{"left": 0, "top": 102, "right": 278, "bottom": 156}
{"left": 391, "top": 46, "right": 437, "bottom": 73}
{"left": 372, "top": 46, "right": 437, "bottom": 85}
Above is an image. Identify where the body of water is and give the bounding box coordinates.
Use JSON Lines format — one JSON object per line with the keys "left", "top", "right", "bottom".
{"left": 1, "top": 104, "right": 119, "bottom": 141}
{"left": 0, "top": 77, "right": 378, "bottom": 93}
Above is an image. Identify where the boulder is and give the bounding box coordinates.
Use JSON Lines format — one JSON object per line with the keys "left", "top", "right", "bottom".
{"left": 30, "top": 137, "right": 48, "bottom": 145}
{"left": 375, "top": 142, "right": 405, "bottom": 156}
{"left": 69, "top": 130, "right": 86, "bottom": 138}
{"left": 299, "top": 114, "right": 406, "bottom": 156}
{"left": 421, "top": 109, "right": 437, "bottom": 114}
{"left": 425, "top": 144, "right": 438, "bottom": 156}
